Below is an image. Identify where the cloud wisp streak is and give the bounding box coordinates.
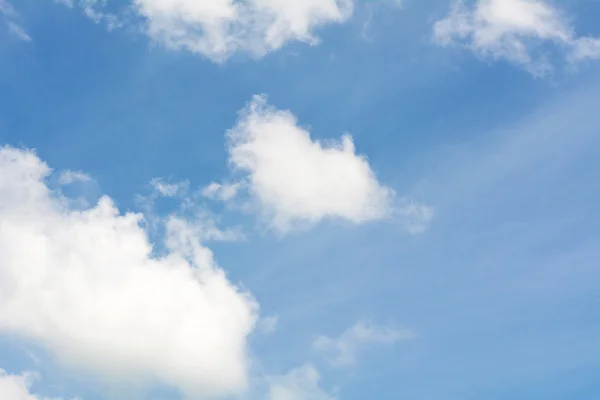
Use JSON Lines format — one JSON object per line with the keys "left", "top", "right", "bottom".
{"left": 0, "top": 0, "right": 32, "bottom": 41}
{"left": 314, "top": 322, "right": 415, "bottom": 367}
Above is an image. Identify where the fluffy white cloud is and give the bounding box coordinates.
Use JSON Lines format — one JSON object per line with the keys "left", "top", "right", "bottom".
{"left": 434, "top": 0, "right": 600, "bottom": 75}
{"left": 225, "top": 95, "right": 398, "bottom": 232}
{"left": 0, "top": 370, "right": 67, "bottom": 400}
{"left": 135, "top": 0, "right": 353, "bottom": 61}
{"left": 59, "top": 0, "right": 353, "bottom": 61}
{"left": 0, "top": 0, "right": 32, "bottom": 41}
{"left": 0, "top": 146, "right": 258, "bottom": 398}
{"left": 268, "top": 365, "right": 336, "bottom": 400}
{"left": 313, "top": 322, "right": 415, "bottom": 367}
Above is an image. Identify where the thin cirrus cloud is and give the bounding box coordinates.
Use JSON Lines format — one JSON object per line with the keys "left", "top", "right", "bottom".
{"left": 0, "top": 146, "right": 258, "bottom": 399}
{"left": 209, "top": 95, "right": 433, "bottom": 233}
{"left": 56, "top": 0, "right": 354, "bottom": 62}
{"left": 0, "top": 0, "right": 32, "bottom": 42}
{"left": 313, "top": 322, "right": 416, "bottom": 367}
{"left": 434, "top": 0, "right": 600, "bottom": 76}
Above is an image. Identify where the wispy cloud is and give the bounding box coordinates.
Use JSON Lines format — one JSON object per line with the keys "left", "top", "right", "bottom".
{"left": 6, "top": 21, "right": 31, "bottom": 41}
{"left": 434, "top": 0, "right": 600, "bottom": 76}
{"left": 201, "top": 181, "right": 243, "bottom": 202}
{"left": 78, "top": 0, "right": 123, "bottom": 31}
{"left": 137, "top": 176, "right": 246, "bottom": 245}
{"left": 0, "top": 0, "right": 32, "bottom": 42}
{"left": 57, "top": 170, "right": 92, "bottom": 185}
{"left": 314, "top": 321, "right": 415, "bottom": 367}
{"left": 149, "top": 177, "right": 189, "bottom": 197}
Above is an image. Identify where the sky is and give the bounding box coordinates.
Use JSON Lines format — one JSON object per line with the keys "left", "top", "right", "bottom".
{"left": 0, "top": 0, "right": 599, "bottom": 399}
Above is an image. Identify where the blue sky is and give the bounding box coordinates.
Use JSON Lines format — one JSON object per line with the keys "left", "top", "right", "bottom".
{"left": 0, "top": 0, "right": 599, "bottom": 399}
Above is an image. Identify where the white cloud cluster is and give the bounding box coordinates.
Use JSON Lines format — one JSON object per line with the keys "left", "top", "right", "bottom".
{"left": 434, "top": 0, "right": 600, "bottom": 75}
{"left": 0, "top": 0, "right": 32, "bottom": 41}
{"left": 0, "top": 370, "right": 65, "bottom": 400}
{"left": 59, "top": 0, "right": 353, "bottom": 61}
{"left": 0, "top": 146, "right": 258, "bottom": 398}
{"left": 313, "top": 322, "right": 415, "bottom": 367}
{"left": 225, "top": 95, "right": 397, "bottom": 232}
{"left": 268, "top": 365, "right": 337, "bottom": 400}
{"left": 135, "top": 0, "right": 353, "bottom": 61}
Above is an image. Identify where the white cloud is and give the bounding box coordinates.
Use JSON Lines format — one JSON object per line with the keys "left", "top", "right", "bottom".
{"left": 434, "top": 0, "right": 600, "bottom": 75}
{"left": 268, "top": 365, "right": 337, "bottom": 400}
{"left": 313, "top": 322, "right": 415, "bottom": 367}
{"left": 0, "top": 146, "right": 258, "bottom": 398}
{"left": 57, "top": 170, "right": 92, "bottom": 185}
{"left": 135, "top": 0, "right": 353, "bottom": 61}
{"left": 225, "top": 95, "right": 398, "bottom": 232}
{"left": 57, "top": 0, "right": 353, "bottom": 61}
{"left": 0, "top": 0, "right": 32, "bottom": 42}
{"left": 0, "top": 370, "right": 67, "bottom": 400}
